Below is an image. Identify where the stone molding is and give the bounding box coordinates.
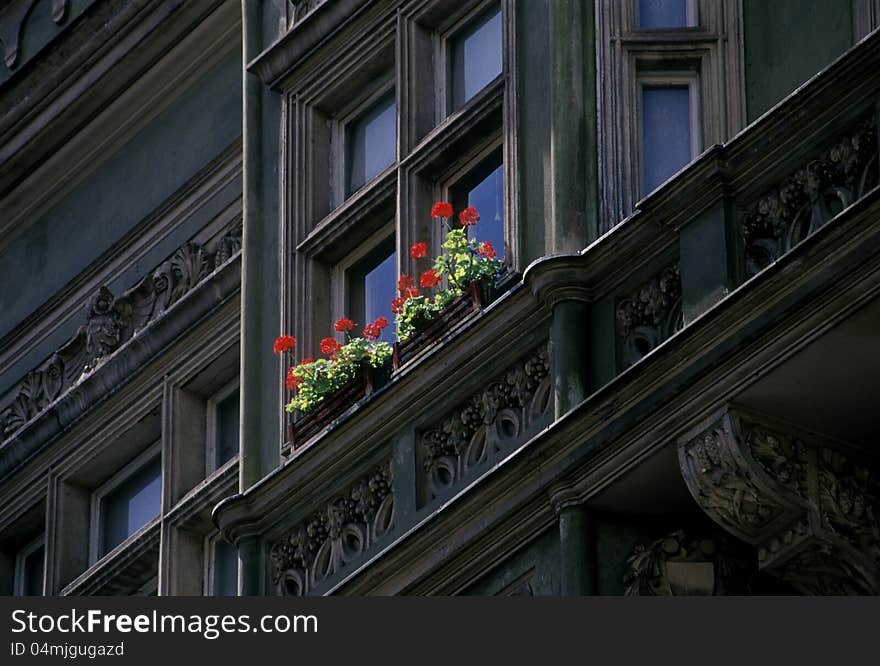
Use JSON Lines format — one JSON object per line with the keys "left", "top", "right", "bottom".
{"left": 0, "top": 219, "right": 242, "bottom": 444}
{"left": 616, "top": 263, "right": 683, "bottom": 370}
{"left": 418, "top": 344, "right": 553, "bottom": 504}
{"left": 678, "top": 407, "right": 879, "bottom": 594}
{"left": 741, "top": 117, "right": 879, "bottom": 277}
{"left": 624, "top": 529, "right": 758, "bottom": 596}
{"left": 269, "top": 460, "right": 394, "bottom": 596}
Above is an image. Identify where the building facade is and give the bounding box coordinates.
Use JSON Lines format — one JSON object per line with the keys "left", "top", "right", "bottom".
{"left": 1, "top": 0, "right": 878, "bottom": 596}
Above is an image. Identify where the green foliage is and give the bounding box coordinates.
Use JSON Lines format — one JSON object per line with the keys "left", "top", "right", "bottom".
{"left": 434, "top": 228, "right": 503, "bottom": 289}
{"left": 396, "top": 287, "right": 462, "bottom": 341}
{"left": 396, "top": 223, "right": 502, "bottom": 341}
{"left": 284, "top": 339, "right": 392, "bottom": 415}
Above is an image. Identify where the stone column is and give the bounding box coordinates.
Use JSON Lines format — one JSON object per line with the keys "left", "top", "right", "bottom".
{"left": 558, "top": 505, "right": 597, "bottom": 595}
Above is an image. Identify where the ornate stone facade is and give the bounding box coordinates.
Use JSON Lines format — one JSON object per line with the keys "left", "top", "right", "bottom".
{"left": 615, "top": 264, "right": 683, "bottom": 369}
{"left": 269, "top": 461, "right": 394, "bottom": 596}
{"left": 624, "top": 529, "right": 758, "bottom": 596}
{"left": 0, "top": 220, "right": 242, "bottom": 441}
{"left": 741, "top": 118, "right": 879, "bottom": 276}
{"left": 418, "top": 345, "right": 553, "bottom": 504}
{"left": 678, "top": 408, "right": 879, "bottom": 594}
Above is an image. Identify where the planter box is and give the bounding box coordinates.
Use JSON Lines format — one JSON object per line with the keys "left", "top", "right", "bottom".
{"left": 288, "top": 361, "right": 390, "bottom": 450}
{"left": 393, "top": 281, "right": 492, "bottom": 369}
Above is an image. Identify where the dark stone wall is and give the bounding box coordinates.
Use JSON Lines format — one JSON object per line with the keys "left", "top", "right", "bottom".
{"left": 744, "top": 0, "right": 852, "bottom": 120}
{"left": 0, "top": 48, "right": 242, "bottom": 344}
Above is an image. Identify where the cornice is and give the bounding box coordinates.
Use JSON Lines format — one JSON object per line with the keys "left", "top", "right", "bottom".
{"left": 247, "top": 0, "right": 375, "bottom": 91}
{"left": 0, "top": 0, "right": 234, "bottom": 205}
{"left": 0, "top": 252, "right": 243, "bottom": 483}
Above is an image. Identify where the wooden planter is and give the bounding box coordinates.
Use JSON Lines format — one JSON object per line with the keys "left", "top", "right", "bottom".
{"left": 288, "top": 360, "right": 390, "bottom": 450}
{"left": 392, "top": 281, "right": 492, "bottom": 369}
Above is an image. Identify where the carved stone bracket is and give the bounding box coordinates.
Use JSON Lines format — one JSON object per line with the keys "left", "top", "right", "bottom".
{"left": 624, "top": 529, "right": 758, "bottom": 596}
{"left": 741, "top": 117, "right": 879, "bottom": 276}
{"left": 615, "top": 263, "right": 682, "bottom": 369}
{"left": 678, "top": 407, "right": 879, "bottom": 594}
{"left": 0, "top": 219, "right": 242, "bottom": 441}
{"left": 269, "top": 461, "right": 394, "bottom": 596}
{"left": 417, "top": 344, "right": 553, "bottom": 504}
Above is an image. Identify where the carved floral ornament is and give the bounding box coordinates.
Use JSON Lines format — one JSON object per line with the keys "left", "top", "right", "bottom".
{"left": 418, "top": 344, "right": 553, "bottom": 504}
{"left": 269, "top": 461, "right": 394, "bottom": 596}
{"left": 615, "top": 263, "right": 683, "bottom": 370}
{"left": 624, "top": 529, "right": 759, "bottom": 596}
{"left": 0, "top": 220, "right": 242, "bottom": 441}
{"left": 677, "top": 407, "right": 879, "bottom": 594}
{"left": 741, "top": 117, "right": 879, "bottom": 276}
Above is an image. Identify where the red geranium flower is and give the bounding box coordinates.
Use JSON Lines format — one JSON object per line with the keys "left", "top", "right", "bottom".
{"left": 459, "top": 206, "right": 480, "bottom": 226}
{"left": 403, "top": 287, "right": 420, "bottom": 299}
{"left": 374, "top": 317, "right": 389, "bottom": 329}
{"left": 363, "top": 323, "right": 379, "bottom": 340}
{"left": 478, "top": 241, "right": 496, "bottom": 259}
{"left": 320, "top": 337, "right": 342, "bottom": 355}
{"left": 391, "top": 296, "right": 407, "bottom": 314}
{"left": 398, "top": 274, "right": 415, "bottom": 293}
{"left": 334, "top": 317, "right": 355, "bottom": 332}
{"left": 410, "top": 242, "right": 428, "bottom": 259}
{"left": 301, "top": 357, "right": 314, "bottom": 365}
{"left": 431, "top": 201, "right": 453, "bottom": 218}
{"left": 420, "top": 269, "right": 441, "bottom": 288}
{"left": 273, "top": 335, "right": 296, "bottom": 354}
{"left": 285, "top": 367, "right": 302, "bottom": 391}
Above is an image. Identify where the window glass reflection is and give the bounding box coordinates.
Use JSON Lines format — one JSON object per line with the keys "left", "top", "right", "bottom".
{"left": 450, "top": 6, "right": 502, "bottom": 111}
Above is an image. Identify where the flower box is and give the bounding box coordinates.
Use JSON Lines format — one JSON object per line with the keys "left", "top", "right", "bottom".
{"left": 288, "top": 360, "right": 390, "bottom": 450}
{"left": 392, "top": 281, "right": 492, "bottom": 369}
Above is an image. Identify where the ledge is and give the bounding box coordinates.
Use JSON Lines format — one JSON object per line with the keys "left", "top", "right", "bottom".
{"left": 0, "top": 253, "right": 242, "bottom": 483}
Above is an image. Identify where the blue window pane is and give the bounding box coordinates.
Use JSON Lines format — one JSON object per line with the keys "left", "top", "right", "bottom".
{"left": 641, "top": 85, "right": 692, "bottom": 195}
{"left": 102, "top": 457, "right": 161, "bottom": 555}
{"left": 450, "top": 6, "right": 502, "bottom": 110}
{"left": 467, "top": 164, "right": 504, "bottom": 260}
{"left": 346, "top": 92, "right": 396, "bottom": 195}
{"left": 22, "top": 545, "right": 44, "bottom": 596}
{"left": 364, "top": 249, "right": 396, "bottom": 343}
{"left": 639, "top": 0, "right": 694, "bottom": 29}
{"left": 213, "top": 539, "right": 238, "bottom": 597}
{"left": 215, "top": 388, "right": 239, "bottom": 468}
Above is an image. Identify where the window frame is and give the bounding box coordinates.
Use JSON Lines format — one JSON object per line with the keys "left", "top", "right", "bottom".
{"left": 202, "top": 533, "right": 239, "bottom": 597}
{"left": 89, "top": 442, "right": 162, "bottom": 566}
{"left": 635, "top": 0, "right": 699, "bottom": 31}
{"left": 436, "top": 0, "right": 504, "bottom": 121}
{"left": 332, "top": 225, "right": 397, "bottom": 336}
{"left": 205, "top": 378, "right": 241, "bottom": 478}
{"left": 13, "top": 534, "right": 44, "bottom": 596}
{"left": 595, "top": 0, "right": 745, "bottom": 229}
{"left": 333, "top": 79, "right": 397, "bottom": 204}
{"left": 636, "top": 71, "right": 702, "bottom": 197}
{"left": 281, "top": 0, "right": 516, "bottom": 448}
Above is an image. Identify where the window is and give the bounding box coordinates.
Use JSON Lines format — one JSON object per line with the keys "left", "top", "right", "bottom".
{"left": 206, "top": 536, "right": 237, "bottom": 596}
{"left": 91, "top": 445, "right": 161, "bottom": 562}
{"left": 637, "top": 0, "right": 697, "bottom": 29}
{"left": 13, "top": 535, "right": 44, "bottom": 596}
{"left": 448, "top": 3, "right": 503, "bottom": 112}
{"left": 639, "top": 74, "right": 700, "bottom": 195}
{"left": 345, "top": 90, "right": 397, "bottom": 196}
{"left": 283, "top": 0, "right": 513, "bottom": 424}
{"left": 451, "top": 148, "right": 505, "bottom": 260}
{"left": 207, "top": 381, "right": 239, "bottom": 475}
{"left": 596, "top": 0, "right": 744, "bottom": 229}
{"left": 347, "top": 239, "right": 397, "bottom": 342}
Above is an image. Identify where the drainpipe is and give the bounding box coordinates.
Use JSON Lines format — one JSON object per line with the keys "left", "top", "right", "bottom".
{"left": 238, "top": 0, "right": 276, "bottom": 596}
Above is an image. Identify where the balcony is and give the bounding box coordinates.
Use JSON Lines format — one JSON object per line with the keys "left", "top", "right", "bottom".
{"left": 216, "top": 28, "right": 880, "bottom": 596}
